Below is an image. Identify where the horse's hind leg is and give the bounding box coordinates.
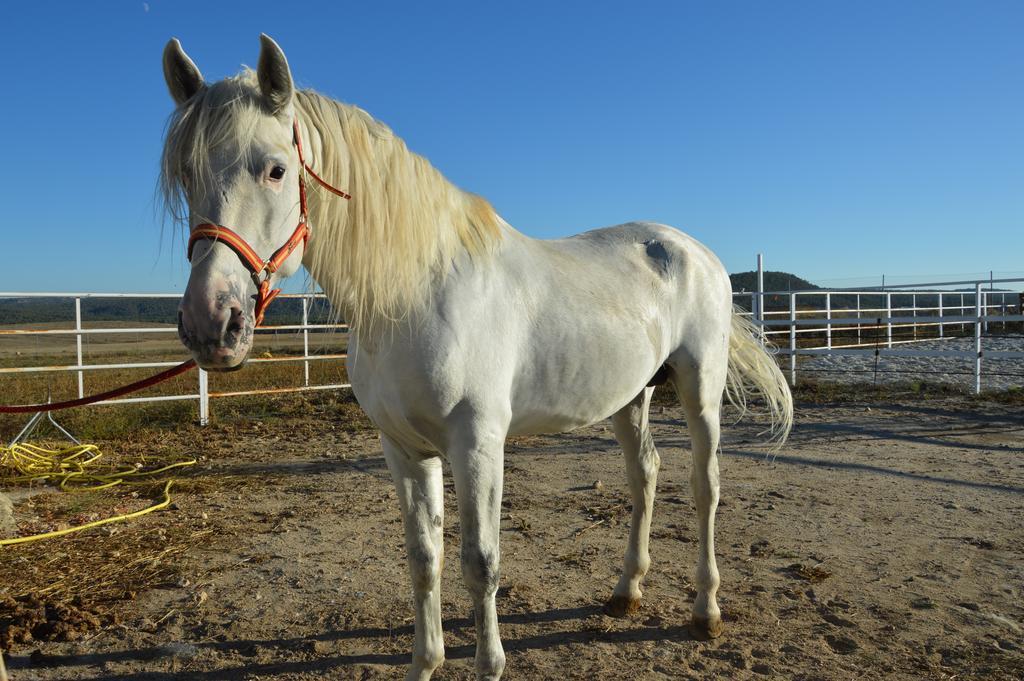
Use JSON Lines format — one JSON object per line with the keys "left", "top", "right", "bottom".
{"left": 604, "top": 386, "right": 661, "bottom": 617}
{"left": 382, "top": 435, "right": 446, "bottom": 680}
{"left": 674, "top": 358, "right": 727, "bottom": 639}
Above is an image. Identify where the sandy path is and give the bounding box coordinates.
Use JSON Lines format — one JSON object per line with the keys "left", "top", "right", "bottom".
{"left": 4, "top": 396, "right": 1023, "bottom": 680}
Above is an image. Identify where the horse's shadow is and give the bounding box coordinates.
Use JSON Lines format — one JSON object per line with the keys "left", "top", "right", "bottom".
{"left": 11, "top": 605, "right": 695, "bottom": 680}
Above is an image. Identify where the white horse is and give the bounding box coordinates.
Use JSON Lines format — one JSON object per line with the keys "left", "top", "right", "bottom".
{"left": 163, "top": 35, "right": 792, "bottom": 681}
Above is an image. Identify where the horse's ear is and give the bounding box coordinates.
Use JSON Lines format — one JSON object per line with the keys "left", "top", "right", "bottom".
{"left": 163, "top": 38, "right": 205, "bottom": 106}
{"left": 257, "top": 34, "right": 294, "bottom": 115}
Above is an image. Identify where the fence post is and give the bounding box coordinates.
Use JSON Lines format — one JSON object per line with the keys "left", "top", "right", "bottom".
{"left": 198, "top": 368, "right": 209, "bottom": 426}
{"left": 983, "top": 288, "right": 989, "bottom": 335}
{"left": 756, "top": 253, "right": 765, "bottom": 346}
{"left": 886, "top": 292, "right": 893, "bottom": 349}
{"left": 988, "top": 271, "right": 994, "bottom": 335}
{"left": 74, "top": 297, "right": 84, "bottom": 398}
{"left": 974, "top": 282, "right": 982, "bottom": 394}
{"left": 302, "top": 296, "right": 311, "bottom": 387}
{"left": 856, "top": 293, "right": 861, "bottom": 345}
{"left": 825, "top": 292, "right": 832, "bottom": 349}
{"left": 789, "top": 292, "right": 797, "bottom": 386}
{"left": 911, "top": 293, "right": 917, "bottom": 340}
{"left": 937, "top": 292, "right": 944, "bottom": 339}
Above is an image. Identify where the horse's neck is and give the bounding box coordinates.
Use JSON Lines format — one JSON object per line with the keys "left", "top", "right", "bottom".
{"left": 298, "top": 99, "right": 508, "bottom": 334}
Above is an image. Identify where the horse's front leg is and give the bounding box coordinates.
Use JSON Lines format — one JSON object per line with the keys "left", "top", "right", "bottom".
{"left": 383, "top": 436, "right": 446, "bottom": 681}
{"left": 448, "top": 423, "right": 507, "bottom": 680}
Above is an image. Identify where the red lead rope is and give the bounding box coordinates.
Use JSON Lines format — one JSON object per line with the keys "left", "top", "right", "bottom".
{"left": 1, "top": 118, "right": 350, "bottom": 415}
{"left": 0, "top": 360, "right": 198, "bottom": 414}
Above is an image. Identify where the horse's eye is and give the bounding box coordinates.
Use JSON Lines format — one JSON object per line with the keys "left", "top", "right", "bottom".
{"left": 269, "top": 165, "right": 286, "bottom": 181}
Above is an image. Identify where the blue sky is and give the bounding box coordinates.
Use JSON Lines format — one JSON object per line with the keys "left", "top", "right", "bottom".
{"left": 1, "top": 1, "right": 1021, "bottom": 293}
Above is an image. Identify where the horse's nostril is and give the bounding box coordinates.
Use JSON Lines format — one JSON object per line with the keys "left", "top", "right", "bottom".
{"left": 177, "top": 310, "right": 192, "bottom": 347}
{"left": 223, "top": 305, "right": 246, "bottom": 349}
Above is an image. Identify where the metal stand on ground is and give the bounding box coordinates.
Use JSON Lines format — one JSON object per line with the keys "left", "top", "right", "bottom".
{"left": 9, "top": 390, "right": 81, "bottom": 447}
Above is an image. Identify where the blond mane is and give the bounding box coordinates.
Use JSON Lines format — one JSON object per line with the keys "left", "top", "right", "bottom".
{"left": 161, "top": 70, "right": 504, "bottom": 332}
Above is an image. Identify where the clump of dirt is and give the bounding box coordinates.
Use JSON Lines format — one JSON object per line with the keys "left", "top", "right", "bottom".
{"left": 0, "top": 596, "right": 107, "bottom": 649}
{"left": 580, "top": 498, "right": 628, "bottom": 526}
{"left": 785, "top": 562, "right": 833, "bottom": 583}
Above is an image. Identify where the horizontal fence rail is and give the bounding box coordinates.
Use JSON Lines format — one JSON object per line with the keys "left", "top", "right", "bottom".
{"left": 734, "top": 278, "right": 1024, "bottom": 393}
{"left": 0, "top": 291, "right": 349, "bottom": 426}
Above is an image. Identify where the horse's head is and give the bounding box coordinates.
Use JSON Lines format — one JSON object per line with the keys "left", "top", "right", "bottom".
{"left": 162, "top": 35, "right": 305, "bottom": 371}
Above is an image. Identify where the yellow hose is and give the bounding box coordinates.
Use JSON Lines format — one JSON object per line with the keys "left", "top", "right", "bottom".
{"left": 0, "top": 443, "right": 195, "bottom": 548}
{"left": 0, "top": 480, "right": 176, "bottom": 547}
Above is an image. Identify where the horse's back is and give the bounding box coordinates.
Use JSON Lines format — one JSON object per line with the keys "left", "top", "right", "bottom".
{"left": 536, "top": 221, "right": 730, "bottom": 299}
{"left": 531, "top": 221, "right": 733, "bottom": 337}
{"left": 348, "top": 221, "right": 734, "bottom": 445}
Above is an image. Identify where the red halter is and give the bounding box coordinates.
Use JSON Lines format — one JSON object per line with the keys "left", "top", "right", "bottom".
{"left": 187, "top": 119, "right": 351, "bottom": 326}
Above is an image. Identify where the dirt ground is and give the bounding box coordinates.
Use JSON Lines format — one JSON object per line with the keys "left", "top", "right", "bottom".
{"left": 2, "top": 392, "right": 1023, "bottom": 680}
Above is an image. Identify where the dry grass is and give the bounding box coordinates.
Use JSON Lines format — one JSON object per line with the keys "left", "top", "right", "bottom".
{"left": 1, "top": 438, "right": 219, "bottom": 615}
{"left": 0, "top": 517, "right": 213, "bottom": 649}
{"left": 0, "top": 459, "right": 216, "bottom": 649}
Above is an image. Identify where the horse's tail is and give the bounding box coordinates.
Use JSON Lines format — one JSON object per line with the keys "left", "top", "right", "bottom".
{"left": 724, "top": 308, "right": 793, "bottom": 450}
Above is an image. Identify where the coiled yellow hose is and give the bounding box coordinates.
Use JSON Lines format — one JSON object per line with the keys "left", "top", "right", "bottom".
{"left": 0, "top": 443, "right": 195, "bottom": 547}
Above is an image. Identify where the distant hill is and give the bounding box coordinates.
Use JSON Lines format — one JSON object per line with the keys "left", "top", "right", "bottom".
{"left": 0, "top": 296, "right": 339, "bottom": 327}
{"left": 730, "top": 271, "right": 819, "bottom": 293}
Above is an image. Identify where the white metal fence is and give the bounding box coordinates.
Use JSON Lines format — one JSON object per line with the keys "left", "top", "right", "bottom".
{"left": 735, "top": 276, "right": 1024, "bottom": 393}
{"left": 0, "top": 291, "right": 349, "bottom": 426}
{"left": 2, "top": 277, "right": 1022, "bottom": 433}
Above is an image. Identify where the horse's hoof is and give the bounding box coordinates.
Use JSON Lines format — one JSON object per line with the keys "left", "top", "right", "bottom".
{"left": 603, "top": 594, "right": 642, "bottom": 618}
{"left": 689, "top": 614, "right": 724, "bottom": 640}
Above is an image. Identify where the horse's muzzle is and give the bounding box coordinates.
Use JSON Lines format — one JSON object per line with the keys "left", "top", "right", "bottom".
{"left": 177, "top": 294, "right": 253, "bottom": 370}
